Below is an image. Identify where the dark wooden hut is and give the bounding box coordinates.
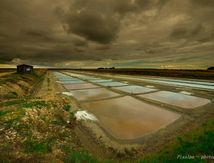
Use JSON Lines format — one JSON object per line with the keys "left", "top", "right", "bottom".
{"left": 17, "top": 64, "right": 33, "bottom": 74}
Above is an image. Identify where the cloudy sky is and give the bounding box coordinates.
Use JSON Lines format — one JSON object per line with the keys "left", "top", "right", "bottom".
{"left": 0, "top": 0, "right": 213, "bottom": 68}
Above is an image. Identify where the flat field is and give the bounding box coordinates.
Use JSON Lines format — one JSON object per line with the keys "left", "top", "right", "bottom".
{"left": 0, "top": 69, "right": 213, "bottom": 162}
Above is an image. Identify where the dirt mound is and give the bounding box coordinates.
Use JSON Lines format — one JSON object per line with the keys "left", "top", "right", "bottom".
{"left": 0, "top": 70, "right": 46, "bottom": 99}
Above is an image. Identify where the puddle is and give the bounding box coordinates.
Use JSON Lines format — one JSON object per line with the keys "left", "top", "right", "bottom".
{"left": 86, "top": 78, "right": 102, "bottom": 81}
{"left": 63, "top": 83, "right": 100, "bottom": 90}
{"left": 70, "top": 88, "right": 120, "bottom": 101}
{"left": 113, "top": 85, "right": 157, "bottom": 94}
{"left": 82, "top": 96, "right": 180, "bottom": 140}
{"left": 152, "top": 77, "right": 214, "bottom": 86}
{"left": 81, "top": 77, "right": 100, "bottom": 80}
{"left": 146, "top": 85, "right": 155, "bottom": 88}
{"left": 139, "top": 91, "right": 211, "bottom": 109}
{"left": 64, "top": 73, "right": 97, "bottom": 80}
{"left": 63, "top": 72, "right": 93, "bottom": 78}
{"left": 58, "top": 77, "right": 80, "bottom": 81}
{"left": 180, "top": 91, "right": 192, "bottom": 95}
{"left": 98, "top": 81, "right": 128, "bottom": 87}
{"left": 54, "top": 72, "right": 81, "bottom": 81}
{"left": 75, "top": 110, "right": 98, "bottom": 121}
{"left": 62, "top": 92, "right": 73, "bottom": 96}
{"left": 57, "top": 80, "right": 86, "bottom": 84}
{"left": 138, "top": 78, "right": 214, "bottom": 90}
{"left": 89, "top": 79, "right": 113, "bottom": 83}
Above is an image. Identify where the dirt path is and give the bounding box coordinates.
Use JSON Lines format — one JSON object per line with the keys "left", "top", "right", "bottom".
{"left": 74, "top": 124, "right": 113, "bottom": 160}
{"left": 35, "top": 71, "right": 64, "bottom": 101}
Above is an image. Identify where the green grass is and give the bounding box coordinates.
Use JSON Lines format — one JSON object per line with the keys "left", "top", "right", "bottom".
{"left": 62, "top": 144, "right": 101, "bottom": 163}
{"left": 62, "top": 145, "right": 97, "bottom": 163}
{"left": 0, "top": 70, "right": 46, "bottom": 99}
{"left": 14, "top": 123, "right": 32, "bottom": 137}
{"left": 51, "top": 112, "right": 67, "bottom": 125}
{"left": 19, "top": 101, "right": 50, "bottom": 109}
{"left": 64, "top": 150, "right": 99, "bottom": 163}
{"left": 24, "top": 139, "right": 52, "bottom": 154}
{"left": 51, "top": 119, "right": 65, "bottom": 126}
{"left": 0, "top": 99, "right": 25, "bottom": 107}
{"left": 0, "top": 99, "right": 50, "bottom": 109}
{"left": 0, "top": 110, "right": 12, "bottom": 117}
{"left": 137, "top": 118, "right": 214, "bottom": 163}
{"left": 63, "top": 104, "right": 71, "bottom": 112}
{"left": 0, "top": 73, "right": 32, "bottom": 84}
{"left": 2, "top": 110, "right": 25, "bottom": 128}
{"left": 70, "top": 112, "right": 76, "bottom": 119}
{"left": 5, "top": 91, "right": 18, "bottom": 98}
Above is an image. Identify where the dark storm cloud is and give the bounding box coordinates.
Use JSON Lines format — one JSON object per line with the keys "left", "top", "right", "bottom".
{"left": 60, "top": 0, "right": 166, "bottom": 44}
{"left": 192, "top": 0, "right": 214, "bottom": 7}
{"left": 0, "top": 0, "right": 213, "bottom": 67}
{"left": 170, "top": 24, "right": 204, "bottom": 39}
{"left": 65, "top": 9, "right": 120, "bottom": 44}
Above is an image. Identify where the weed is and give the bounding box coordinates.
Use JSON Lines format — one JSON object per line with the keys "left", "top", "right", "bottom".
{"left": 14, "top": 123, "right": 32, "bottom": 137}
{"left": 20, "top": 101, "right": 50, "bottom": 109}
{"left": 63, "top": 104, "right": 71, "bottom": 112}
{"left": 64, "top": 150, "right": 98, "bottom": 163}
{"left": 0, "top": 99, "right": 25, "bottom": 107}
{"left": 0, "top": 110, "right": 12, "bottom": 117}
{"left": 137, "top": 118, "right": 214, "bottom": 163}
{"left": 70, "top": 112, "right": 76, "bottom": 120}
{"left": 24, "top": 139, "right": 51, "bottom": 154}
{"left": 5, "top": 91, "right": 18, "bottom": 98}
{"left": 51, "top": 119, "right": 66, "bottom": 126}
{"left": 61, "top": 144, "right": 99, "bottom": 163}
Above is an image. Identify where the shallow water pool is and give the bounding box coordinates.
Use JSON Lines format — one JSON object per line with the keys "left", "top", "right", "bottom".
{"left": 138, "top": 91, "right": 211, "bottom": 109}
{"left": 70, "top": 88, "right": 120, "bottom": 101}
{"left": 97, "top": 81, "right": 128, "bottom": 87}
{"left": 113, "top": 85, "right": 157, "bottom": 94}
{"left": 82, "top": 96, "right": 180, "bottom": 140}
{"left": 63, "top": 83, "right": 100, "bottom": 90}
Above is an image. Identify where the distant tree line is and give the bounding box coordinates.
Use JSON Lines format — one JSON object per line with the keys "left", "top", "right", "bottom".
{"left": 97, "top": 67, "right": 115, "bottom": 70}
{"left": 207, "top": 67, "right": 214, "bottom": 70}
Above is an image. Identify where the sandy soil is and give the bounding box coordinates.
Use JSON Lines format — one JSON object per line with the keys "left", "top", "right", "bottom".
{"left": 35, "top": 71, "right": 63, "bottom": 101}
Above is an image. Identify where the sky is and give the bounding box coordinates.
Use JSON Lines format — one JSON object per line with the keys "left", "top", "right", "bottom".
{"left": 0, "top": 0, "right": 213, "bottom": 69}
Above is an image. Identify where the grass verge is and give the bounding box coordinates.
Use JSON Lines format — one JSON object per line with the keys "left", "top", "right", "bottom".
{"left": 137, "top": 118, "right": 214, "bottom": 163}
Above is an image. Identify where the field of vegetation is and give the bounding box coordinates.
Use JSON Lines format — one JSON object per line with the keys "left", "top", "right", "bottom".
{"left": 0, "top": 70, "right": 46, "bottom": 99}
{"left": 138, "top": 118, "right": 214, "bottom": 163}
{"left": 0, "top": 70, "right": 97, "bottom": 162}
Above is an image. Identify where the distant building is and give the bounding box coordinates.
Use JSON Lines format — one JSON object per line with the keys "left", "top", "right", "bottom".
{"left": 17, "top": 64, "right": 33, "bottom": 74}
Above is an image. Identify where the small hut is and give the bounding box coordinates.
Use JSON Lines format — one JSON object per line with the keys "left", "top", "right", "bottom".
{"left": 17, "top": 64, "right": 33, "bottom": 74}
